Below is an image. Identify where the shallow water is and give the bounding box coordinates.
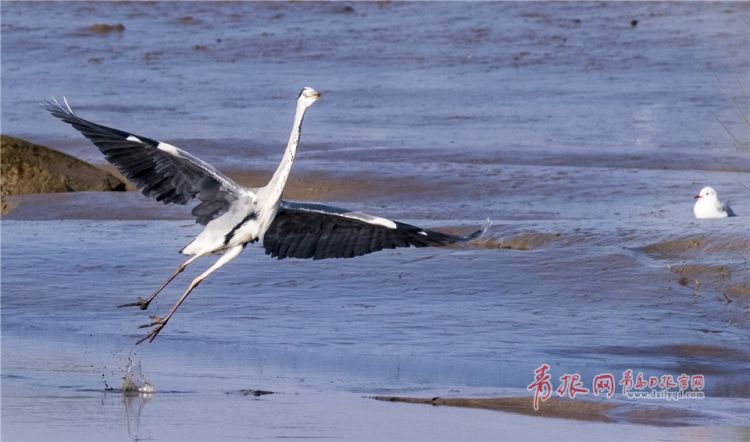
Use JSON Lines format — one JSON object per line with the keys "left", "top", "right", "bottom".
{"left": 2, "top": 215, "right": 749, "bottom": 438}
{"left": 2, "top": 2, "right": 749, "bottom": 166}
{"left": 2, "top": 1, "right": 750, "bottom": 440}
{"left": 9, "top": 334, "right": 748, "bottom": 442}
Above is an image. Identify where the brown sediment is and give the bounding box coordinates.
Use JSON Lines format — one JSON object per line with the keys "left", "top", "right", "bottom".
{"left": 1, "top": 197, "right": 17, "bottom": 216}
{"left": 1, "top": 168, "right": 456, "bottom": 223}
{"left": 99, "top": 164, "right": 441, "bottom": 202}
{"left": 373, "top": 396, "right": 616, "bottom": 423}
{"left": 178, "top": 16, "right": 197, "bottom": 25}
{"left": 82, "top": 23, "right": 125, "bottom": 34}
{"left": 471, "top": 232, "right": 566, "bottom": 251}
{"left": 725, "top": 281, "right": 750, "bottom": 300}
{"left": 641, "top": 235, "right": 750, "bottom": 309}
{"left": 642, "top": 235, "right": 750, "bottom": 258}
{"left": 371, "top": 395, "right": 707, "bottom": 426}
{"left": 670, "top": 264, "right": 732, "bottom": 281}
{"left": 2, "top": 192, "right": 192, "bottom": 221}
{"left": 238, "top": 170, "right": 358, "bottom": 201}
{"left": 5, "top": 155, "right": 467, "bottom": 222}
{"left": 0, "top": 135, "right": 125, "bottom": 213}
{"left": 98, "top": 164, "right": 136, "bottom": 191}
{"left": 642, "top": 236, "right": 708, "bottom": 257}
{"left": 668, "top": 263, "right": 750, "bottom": 306}
{"left": 226, "top": 168, "right": 441, "bottom": 202}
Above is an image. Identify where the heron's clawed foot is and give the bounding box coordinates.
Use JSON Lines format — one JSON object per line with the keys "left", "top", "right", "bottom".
{"left": 136, "top": 315, "right": 168, "bottom": 344}
{"left": 118, "top": 297, "right": 151, "bottom": 310}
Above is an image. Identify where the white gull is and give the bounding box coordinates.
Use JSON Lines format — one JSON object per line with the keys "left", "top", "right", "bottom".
{"left": 693, "top": 186, "right": 735, "bottom": 219}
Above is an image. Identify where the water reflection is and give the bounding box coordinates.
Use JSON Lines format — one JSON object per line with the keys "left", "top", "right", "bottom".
{"left": 122, "top": 390, "right": 152, "bottom": 440}
{"left": 119, "top": 357, "right": 154, "bottom": 440}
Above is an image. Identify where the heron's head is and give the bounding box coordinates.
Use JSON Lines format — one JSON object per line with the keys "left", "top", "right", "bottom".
{"left": 298, "top": 87, "right": 321, "bottom": 108}
{"left": 694, "top": 186, "right": 717, "bottom": 200}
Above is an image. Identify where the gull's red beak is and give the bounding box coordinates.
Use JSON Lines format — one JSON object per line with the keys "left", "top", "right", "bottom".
{"left": 694, "top": 195, "right": 701, "bottom": 200}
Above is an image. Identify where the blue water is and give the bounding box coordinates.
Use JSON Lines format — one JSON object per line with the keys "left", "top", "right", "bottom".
{"left": 2, "top": 1, "right": 749, "bottom": 440}
{"left": 2, "top": 2, "right": 748, "bottom": 166}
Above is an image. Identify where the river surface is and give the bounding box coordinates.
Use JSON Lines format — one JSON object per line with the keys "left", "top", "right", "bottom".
{"left": 2, "top": 1, "right": 749, "bottom": 440}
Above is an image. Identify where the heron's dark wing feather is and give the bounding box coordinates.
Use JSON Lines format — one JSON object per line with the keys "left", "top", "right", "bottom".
{"left": 46, "top": 98, "right": 245, "bottom": 225}
{"left": 263, "top": 201, "right": 487, "bottom": 260}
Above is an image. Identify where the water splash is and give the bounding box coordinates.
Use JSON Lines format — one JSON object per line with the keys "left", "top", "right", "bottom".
{"left": 122, "top": 355, "right": 154, "bottom": 395}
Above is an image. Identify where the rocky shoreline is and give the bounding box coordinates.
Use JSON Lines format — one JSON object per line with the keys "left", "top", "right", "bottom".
{"left": 1, "top": 135, "right": 125, "bottom": 215}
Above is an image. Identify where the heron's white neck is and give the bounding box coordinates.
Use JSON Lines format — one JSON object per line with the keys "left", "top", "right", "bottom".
{"left": 266, "top": 100, "right": 308, "bottom": 204}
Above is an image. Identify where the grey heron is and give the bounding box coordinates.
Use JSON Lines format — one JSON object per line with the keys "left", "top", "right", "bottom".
{"left": 47, "top": 88, "right": 488, "bottom": 344}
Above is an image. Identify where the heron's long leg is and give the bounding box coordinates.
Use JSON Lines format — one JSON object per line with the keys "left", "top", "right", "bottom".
{"left": 118, "top": 254, "right": 202, "bottom": 310}
{"left": 136, "top": 245, "right": 244, "bottom": 344}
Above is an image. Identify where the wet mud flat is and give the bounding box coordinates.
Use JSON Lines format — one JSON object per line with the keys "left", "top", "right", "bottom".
{"left": 2, "top": 331, "right": 747, "bottom": 442}
{"left": 2, "top": 0, "right": 750, "bottom": 439}
{"left": 3, "top": 144, "right": 748, "bottom": 439}
{"left": 2, "top": 215, "right": 749, "bottom": 440}
{"left": 372, "top": 395, "right": 713, "bottom": 427}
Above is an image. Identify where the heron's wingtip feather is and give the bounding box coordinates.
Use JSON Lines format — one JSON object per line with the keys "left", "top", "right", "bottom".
{"left": 45, "top": 96, "right": 77, "bottom": 119}
{"left": 462, "top": 217, "right": 492, "bottom": 242}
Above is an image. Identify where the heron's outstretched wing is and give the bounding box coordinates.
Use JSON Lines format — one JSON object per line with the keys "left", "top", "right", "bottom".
{"left": 46, "top": 98, "right": 247, "bottom": 225}
{"left": 263, "top": 201, "right": 489, "bottom": 260}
